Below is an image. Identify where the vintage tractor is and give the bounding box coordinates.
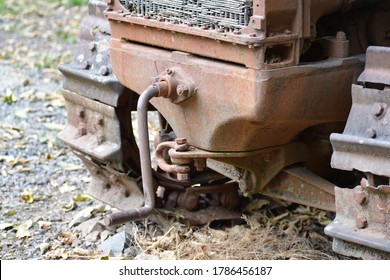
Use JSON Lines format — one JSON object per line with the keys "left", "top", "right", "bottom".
{"left": 58, "top": 0, "right": 390, "bottom": 259}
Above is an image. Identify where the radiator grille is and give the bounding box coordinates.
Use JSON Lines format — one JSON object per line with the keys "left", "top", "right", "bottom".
{"left": 119, "top": 0, "right": 253, "bottom": 31}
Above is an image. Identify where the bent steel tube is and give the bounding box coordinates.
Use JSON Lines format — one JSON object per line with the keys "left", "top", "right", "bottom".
{"left": 104, "top": 82, "right": 167, "bottom": 226}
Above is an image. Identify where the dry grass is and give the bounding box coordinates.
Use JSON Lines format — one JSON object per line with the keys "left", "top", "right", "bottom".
{"left": 125, "top": 205, "right": 340, "bottom": 260}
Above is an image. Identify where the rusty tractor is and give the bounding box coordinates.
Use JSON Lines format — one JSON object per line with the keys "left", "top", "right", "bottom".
{"left": 58, "top": 0, "right": 390, "bottom": 259}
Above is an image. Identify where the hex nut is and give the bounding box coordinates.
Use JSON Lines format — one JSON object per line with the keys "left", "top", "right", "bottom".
{"left": 99, "top": 65, "right": 110, "bottom": 76}
{"left": 356, "top": 213, "right": 368, "bottom": 229}
{"left": 177, "top": 173, "right": 189, "bottom": 181}
{"left": 354, "top": 189, "right": 367, "bottom": 205}
{"left": 365, "top": 128, "right": 377, "bottom": 139}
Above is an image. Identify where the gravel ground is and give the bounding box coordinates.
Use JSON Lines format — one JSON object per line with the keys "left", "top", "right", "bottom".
{"left": 0, "top": 0, "right": 349, "bottom": 260}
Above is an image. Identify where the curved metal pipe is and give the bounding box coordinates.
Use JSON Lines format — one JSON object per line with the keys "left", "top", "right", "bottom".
{"left": 104, "top": 82, "right": 167, "bottom": 226}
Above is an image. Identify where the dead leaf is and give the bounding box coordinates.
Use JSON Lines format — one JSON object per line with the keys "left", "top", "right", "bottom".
{"left": 43, "top": 123, "right": 65, "bottom": 131}
{"left": 62, "top": 200, "right": 75, "bottom": 212}
{"left": 72, "top": 247, "right": 90, "bottom": 256}
{"left": 4, "top": 209, "right": 17, "bottom": 216}
{"left": 244, "top": 199, "right": 269, "bottom": 212}
{"left": 73, "top": 193, "right": 93, "bottom": 202}
{"left": 15, "top": 109, "right": 29, "bottom": 119}
{"left": 15, "top": 220, "right": 33, "bottom": 238}
{"left": 0, "top": 223, "right": 14, "bottom": 230}
{"left": 21, "top": 189, "right": 34, "bottom": 203}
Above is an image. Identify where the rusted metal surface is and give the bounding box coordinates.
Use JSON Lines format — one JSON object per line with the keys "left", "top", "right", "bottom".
{"left": 325, "top": 179, "right": 390, "bottom": 259}
{"left": 331, "top": 47, "right": 390, "bottom": 177}
{"left": 76, "top": 151, "right": 144, "bottom": 211}
{"left": 57, "top": 0, "right": 390, "bottom": 258}
{"left": 110, "top": 40, "right": 362, "bottom": 152}
{"left": 159, "top": 142, "right": 307, "bottom": 195}
{"left": 262, "top": 166, "right": 336, "bottom": 212}
{"left": 106, "top": 0, "right": 351, "bottom": 69}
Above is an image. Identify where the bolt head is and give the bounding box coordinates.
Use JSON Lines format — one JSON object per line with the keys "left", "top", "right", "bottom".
{"left": 81, "top": 60, "right": 90, "bottom": 70}
{"left": 99, "top": 65, "right": 109, "bottom": 76}
{"left": 175, "top": 137, "right": 187, "bottom": 145}
{"left": 354, "top": 189, "right": 367, "bottom": 205}
{"left": 177, "top": 173, "right": 189, "bottom": 181}
{"left": 88, "top": 42, "right": 97, "bottom": 51}
{"left": 365, "top": 128, "right": 377, "bottom": 139}
{"left": 96, "top": 131, "right": 105, "bottom": 144}
{"left": 356, "top": 213, "right": 368, "bottom": 229}
{"left": 75, "top": 107, "right": 85, "bottom": 118}
{"left": 78, "top": 124, "right": 87, "bottom": 136}
{"left": 373, "top": 103, "right": 385, "bottom": 117}
{"left": 336, "top": 31, "right": 346, "bottom": 41}
{"left": 176, "top": 85, "right": 189, "bottom": 96}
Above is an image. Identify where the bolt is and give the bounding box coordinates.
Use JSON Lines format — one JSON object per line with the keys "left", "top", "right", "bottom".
{"left": 356, "top": 213, "right": 368, "bottom": 229}
{"left": 78, "top": 123, "right": 87, "bottom": 136}
{"left": 233, "top": 30, "right": 241, "bottom": 35}
{"left": 109, "top": 174, "right": 119, "bottom": 184}
{"left": 176, "top": 84, "right": 189, "bottom": 96}
{"left": 95, "top": 115, "right": 104, "bottom": 126}
{"left": 104, "top": 182, "right": 111, "bottom": 189}
{"left": 354, "top": 188, "right": 367, "bottom": 205}
{"left": 201, "top": 25, "right": 210, "bottom": 30}
{"left": 177, "top": 172, "right": 189, "bottom": 181}
{"left": 166, "top": 68, "right": 173, "bottom": 75}
{"left": 91, "top": 166, "right": 100, "bottom": 175}
{"left": 96, "top": 131, "right": 105, "bottom": 144}
{"left": 175, "top": 138, "right": 187, "bottom": 145}
{"left": 75, "top": 107, "right": 85, "bottom": 118}
{"left": 217, "top": 28, "right": 225, "bottom": 33}
{"left": 99, "top": 65, "right": 110, "bottom": 76}
{"left": 144, "top": 15, "right": 150, "bottom": 19}
{"left": 336, "top": 31, "right": 347, "bottom": 41}
{"left": 250, "top": 33, "right": 257, "bottom": 37}
{"left": 88, "top": 42, "right": 97, "bottom": 51}
{"left": 194, "top": 158, "right": 206, "bottom": 172}
{"left": 157, "top": 17, "right": 165, "bottom": 22}
{"left": 365, "top": 128, "right": 377, "bottom": 139}
{"left": 81, "top": 60, "right": 90, "bottom": 70}
{"left": 373, "top": 103, "right": 385, "bottom": 117}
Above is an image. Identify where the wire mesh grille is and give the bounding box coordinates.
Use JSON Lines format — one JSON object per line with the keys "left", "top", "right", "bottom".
{"left": 119, "top": 0, "right": 253, "bottom": 31}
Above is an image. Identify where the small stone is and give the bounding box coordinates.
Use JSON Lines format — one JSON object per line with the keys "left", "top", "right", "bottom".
{"left": 75, "top": 217, "right": 104, "bottom": 238}
{"left": 100, "top": 231, "right": 133, "bottom": 257}
{"left": 123, "top": 247, "right": 139, "bottom": 258}
{"left": 37, "top": 242, "right": 50, "bottom": 254}
{"left": 134, "top": 253, "right": 160, "bottom": 260}
{"left": 85, "top": 230, "right": 100, "bottom": 242}
{"left": 73, "top": 247, "right": 90, "bottom": 256}
{"left": 100, "top": 230, "right": 113, "bottom": 242}
{"left": 38, "top": 221, "right": 52, "bottom": 229}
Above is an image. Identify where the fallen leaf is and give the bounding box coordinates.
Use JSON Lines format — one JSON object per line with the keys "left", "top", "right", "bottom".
{"left": 43, "top": 123, "right": 65, "bottom": 131}
{"left": 15, "top": 109, "right": 29, "bottom": 119}
{"left": 15, "top": 220, "right": 33, "bottom": 238}
{"left": 0, "top": 223, "right": 14, "bottom": 230}
{"left": 72, "top": 247, "right": 90, "bottom": 256}
{"left": 62, "top": 200, "right": 75, "bottom": 212}
{"left": 4, "top": 209, "right": 17, "bottom": 216}
{"left": 21, "top": 189, "right": 34, "bottom": 203}
{"left": 73, "top": 193, "right": 93, "bottom": 202}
